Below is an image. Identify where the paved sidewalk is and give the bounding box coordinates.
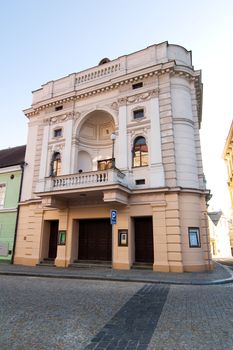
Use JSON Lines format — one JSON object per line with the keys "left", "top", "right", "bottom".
{"left": 0, "top": 262, "right": 232, "bottom": 285}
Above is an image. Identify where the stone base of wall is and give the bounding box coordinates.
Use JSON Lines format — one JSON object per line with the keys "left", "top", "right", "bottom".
{"left": 14, "top": 257, "right": 39, "bottom": 266}
{"left": 14, "top": 190, "right": 212, "bottom": 273}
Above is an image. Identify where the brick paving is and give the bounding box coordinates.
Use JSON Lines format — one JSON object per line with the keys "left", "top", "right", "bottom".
{"left": 1, "top": 273, "right": 233, "bottom": 350}
{"left": 148, "top": 284, "right": 233, "bottom": 350}
{"left": 0, "top": 276, "right": 141, "bottom": 350}
{"left": 84, "top": 284, "right": 169, "bottom": 350}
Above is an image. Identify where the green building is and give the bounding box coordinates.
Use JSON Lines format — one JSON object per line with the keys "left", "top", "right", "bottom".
{"left": 0, "top": 145, "right": 26, "bottom": 263}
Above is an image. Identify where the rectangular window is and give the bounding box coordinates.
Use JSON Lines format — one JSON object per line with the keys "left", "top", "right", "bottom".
{"left": 55, "top": 105, "right": 63, "bottom": 111}
{"left": 97, "top": 159, "right": 113, "bottom": 170}
{"left": 132, "top": 82, "right": 143, "bottom": 89}
{"left": 0, "top": 184, "right": 6, "bottom": 208}
{"left": 133, "top": 109, "right": 144, "bottom": 119}
{"left": 135, "top": 179, "right": 145, "bottom": 185}
{"left": 188, "top": 227, "right": 201, "bottom": 248}
{"left": 54, "top": 128, "right": 62, "bottom": 138}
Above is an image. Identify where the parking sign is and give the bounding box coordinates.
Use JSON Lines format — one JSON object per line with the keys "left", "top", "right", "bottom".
{"left": 110, "top": 209, "right": 117, "bottom": 225}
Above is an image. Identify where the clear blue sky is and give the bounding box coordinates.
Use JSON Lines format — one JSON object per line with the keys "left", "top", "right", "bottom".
{"left": 0, "top": 0, "right": 232, "bottom": 212}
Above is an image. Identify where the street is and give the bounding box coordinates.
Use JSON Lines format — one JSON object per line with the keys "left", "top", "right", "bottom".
{"left": 0, "top": 276, "right": 233, "bottom": 350}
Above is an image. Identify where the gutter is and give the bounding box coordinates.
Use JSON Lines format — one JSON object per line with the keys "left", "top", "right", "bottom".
{"left": 11, "top": 162, "right": 26, "bottom": 264}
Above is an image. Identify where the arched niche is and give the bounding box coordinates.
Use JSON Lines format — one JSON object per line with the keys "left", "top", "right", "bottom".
{"left": 75, "top": 110, "right": 116, "bottom": 171}
{"left": 77, "top": 151, "right": 92, "bottom": 172}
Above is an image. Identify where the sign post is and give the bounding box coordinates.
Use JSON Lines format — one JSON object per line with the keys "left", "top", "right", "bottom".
{"left": 110, "top": 209, "right": 117, "bottom": 267}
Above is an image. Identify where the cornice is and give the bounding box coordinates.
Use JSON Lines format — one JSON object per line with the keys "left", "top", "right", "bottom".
{"left": 24, "top": 61, "right": 202, "bottom": 124}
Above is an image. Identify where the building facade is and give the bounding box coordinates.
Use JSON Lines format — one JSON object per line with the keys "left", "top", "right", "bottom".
{"left": 14, "top": 42, "right": 212, "bottom": 272}
{"left": 223, "top": 121, "right": 233, "bottom": 253}
{"left": 208, "top": 211, "right": 232, "bottom": 258}
{"left": 0, "top": 145, "right": 26, "bottom": 263}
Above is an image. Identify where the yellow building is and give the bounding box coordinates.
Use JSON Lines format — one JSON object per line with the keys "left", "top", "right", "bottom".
{"left": 14, "top": 42, "right": 212, "bottom": 272}
{"left": 223, "top": 121, "right": 233, "bottom": 253}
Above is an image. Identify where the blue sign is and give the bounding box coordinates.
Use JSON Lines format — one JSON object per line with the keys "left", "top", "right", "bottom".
{"left": 110, "top": 209, "right": 117, "bottom": 225}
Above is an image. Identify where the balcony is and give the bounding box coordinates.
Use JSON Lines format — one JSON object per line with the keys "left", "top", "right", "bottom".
{"left": 36, "top": 168, "right": 129, "bottom": 208}
{"left": 35, "top": 167, "right": 128, "bottom": 194}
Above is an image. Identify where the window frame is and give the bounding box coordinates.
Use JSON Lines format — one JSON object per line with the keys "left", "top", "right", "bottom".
{"left": 188, "top": 227, "right": 201, "bottom": 248}
{"left": 0, "top": 183, "right": 6, "bottom": 209}
{"left": 133, "top": 109, "right": 144, "bottom": 120}
{"left": 55, "top": 105, "right": 63, "bottom": 111}
{"left": 132, "top": 136, "right": 149, "bottom": 168}
{"left": 53, "top": 128, "right": 63, "bottom": 138}
{"left": 51, "top": 152, "right": 62, "bottom": 177}
{"left": 132, "top": 82, "right": 143, "bottom": 90}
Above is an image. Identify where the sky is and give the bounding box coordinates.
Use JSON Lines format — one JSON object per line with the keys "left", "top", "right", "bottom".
{"left": 0, "top": 0, "right": 232, "bottom": 214}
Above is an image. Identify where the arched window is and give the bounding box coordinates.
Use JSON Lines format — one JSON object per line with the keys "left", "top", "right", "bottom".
{"left": 50, "top": 152, "right": 61, "bottom": 176}
{"left": 132, "top": 136, "right": 148, "bottom": 167}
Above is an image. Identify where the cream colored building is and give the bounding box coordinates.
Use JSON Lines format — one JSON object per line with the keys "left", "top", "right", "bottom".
{"left": 208, "top": 211, "right": 232, "bottom": 258}
{"left": 14, "top": 42, "right": 212, "bottom": 272}
{"left": 223, "top": 121, "right": 233, "bottom": 253}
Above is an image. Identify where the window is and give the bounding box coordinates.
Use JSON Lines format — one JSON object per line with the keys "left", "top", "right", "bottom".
{"left": 55, "top": 105, "right": 63, "bottom": 111}
{"left": 51, "top": 152, "right": 61, "bottom": 176}
{"left": 133, "top": 136, "right": 148, "bottom": 167}
{"left": 132, "top": 82, "right": 143, "bottom": 89}
{"left": 54, "top": 128, "right": 62, "bottom": 138}
{"left": 188, "top": 227, "right": 201, "bottom": 248}
{"left": 135, "top": 179, "right": 145, "bottom": 185}
{"left": 133, "top": 109, "right": 144, "bottom": 119}
{"left": 0, "top": 184, "right": 6, "bottom": 208}
{"left": 98, "top": 159, "right": 113, "bottom": 171}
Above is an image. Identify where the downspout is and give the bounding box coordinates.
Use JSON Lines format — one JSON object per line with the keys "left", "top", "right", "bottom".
{"left": 11, "top": 161, "right": 26, "bottom": 264}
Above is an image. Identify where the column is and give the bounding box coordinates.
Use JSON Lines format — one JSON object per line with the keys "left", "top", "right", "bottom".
{"left": 37, "top": 124, "right": 50, "bottom": 192}
{"left": 152, "top": 204, "right": 169, "bottom": 272}
{"left": 55, "top": 209, "right": 69, "bottom": 267}
{"left": 149, "top": 97, "right": 165, "bottom": 187}
{"left": 117, "top": 104, "right": 128, "bottom": 170}
{"left": 62, "top": 119, "right": 73, "bottom": 174}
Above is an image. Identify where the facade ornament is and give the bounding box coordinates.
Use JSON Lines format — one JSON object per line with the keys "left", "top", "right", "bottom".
{"left": 110, "top": 102, "right": 119, "bottom": 111}
{"left": 52, "top": 143, "right": 65, "bottom": 152}
{"left": 74, "top": 111, "right": 81, "bottom": 119}
{"left": 43, "top": 118, "right": 50, "bottom": 125}
{"left": 116, "top": 88, "right": 159, "bottom": 108}
{"left": 117, "top": 97, "right": 127, "bottom": 106}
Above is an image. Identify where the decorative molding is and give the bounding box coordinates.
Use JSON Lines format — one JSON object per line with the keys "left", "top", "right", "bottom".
{"left": 110, "top": 102, "right": 119, "bottom": 111}
{"left": 173, "top": 118, "right": 194, "bottom": 126}
{"left": 25, "top": 62, "right": 201, "bottom": 128}
{"left": 50, "top": 112, "right": 75, "bottom": 125}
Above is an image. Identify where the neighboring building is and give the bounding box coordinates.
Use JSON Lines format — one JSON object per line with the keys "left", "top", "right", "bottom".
{"left": 208, "top": 211, "right": 232, "bottom": 258}
{"left": 14, "top": 42, "right": 212, "bottom": 272}
{"left": 0, "top": 145, "right": 26, "bottom": 263}
{"left": 223, "top": 121, "right": 233, "bottom": 253}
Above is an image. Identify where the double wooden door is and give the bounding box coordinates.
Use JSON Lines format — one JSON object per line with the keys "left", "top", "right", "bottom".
{"left": 78, "top": 219, "right": 112, "bottom": 261}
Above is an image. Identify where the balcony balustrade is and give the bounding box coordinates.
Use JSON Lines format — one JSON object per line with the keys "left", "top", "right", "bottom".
{"left": 42, "top": 168, "right": 127, "bottom": 192}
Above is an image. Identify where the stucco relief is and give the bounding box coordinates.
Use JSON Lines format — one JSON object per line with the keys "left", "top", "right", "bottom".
{"left": 115, "top": 88, "right": 159, "bottom": 109}
{"left": 50, "top": 112, "right": 75, "bottom": 125}
{"left": 48, "top": 143, "right": 65, "bottom": 153}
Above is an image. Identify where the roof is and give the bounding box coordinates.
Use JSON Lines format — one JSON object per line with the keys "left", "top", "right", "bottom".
{"left": 208, "top": 211, "right": 223, "bottom": 226}
{"left": 0, "top": 145, "right": 26, "bottom": 169}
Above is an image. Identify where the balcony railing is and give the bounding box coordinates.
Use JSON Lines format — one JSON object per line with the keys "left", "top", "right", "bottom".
{"left": 42, "top": 168, "right": 127, "bottom": 192}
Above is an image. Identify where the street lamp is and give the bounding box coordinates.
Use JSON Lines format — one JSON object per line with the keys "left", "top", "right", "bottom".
{"left": 111, "top": 132, "right": 116, "bottom": 168}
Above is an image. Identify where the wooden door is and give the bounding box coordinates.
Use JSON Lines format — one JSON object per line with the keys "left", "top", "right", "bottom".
{"left": 134, "top": 217, "right": 153, "bottom": 263}
{"left": 48, "top": 220, "right": 58, "bottom": 259}
{"left": 78, "top": 219, "right": 112, "bottom": 261}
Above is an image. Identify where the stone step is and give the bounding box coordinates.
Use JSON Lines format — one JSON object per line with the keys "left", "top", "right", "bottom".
{"left": 37, "top": 259, "right": 56, "bottom": 267}
{"left": 69, "top": 261, "right": 111, "bottom": 269}
{"left": 132, "top": 263, "right": 153, "bottom": 270}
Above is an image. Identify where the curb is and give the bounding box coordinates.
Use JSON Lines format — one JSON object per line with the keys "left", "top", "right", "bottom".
{"left": 0, "top": 267, "right": 233, "bottom": 286}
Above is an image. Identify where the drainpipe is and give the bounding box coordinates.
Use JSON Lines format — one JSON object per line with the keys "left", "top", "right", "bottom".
{"left": 11, "top": 161, "right": 27, "bottom": 264}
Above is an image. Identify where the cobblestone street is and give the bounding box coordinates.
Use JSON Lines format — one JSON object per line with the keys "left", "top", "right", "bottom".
{"left": 0, "top": 275, "right": 233, "bottom": 350}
